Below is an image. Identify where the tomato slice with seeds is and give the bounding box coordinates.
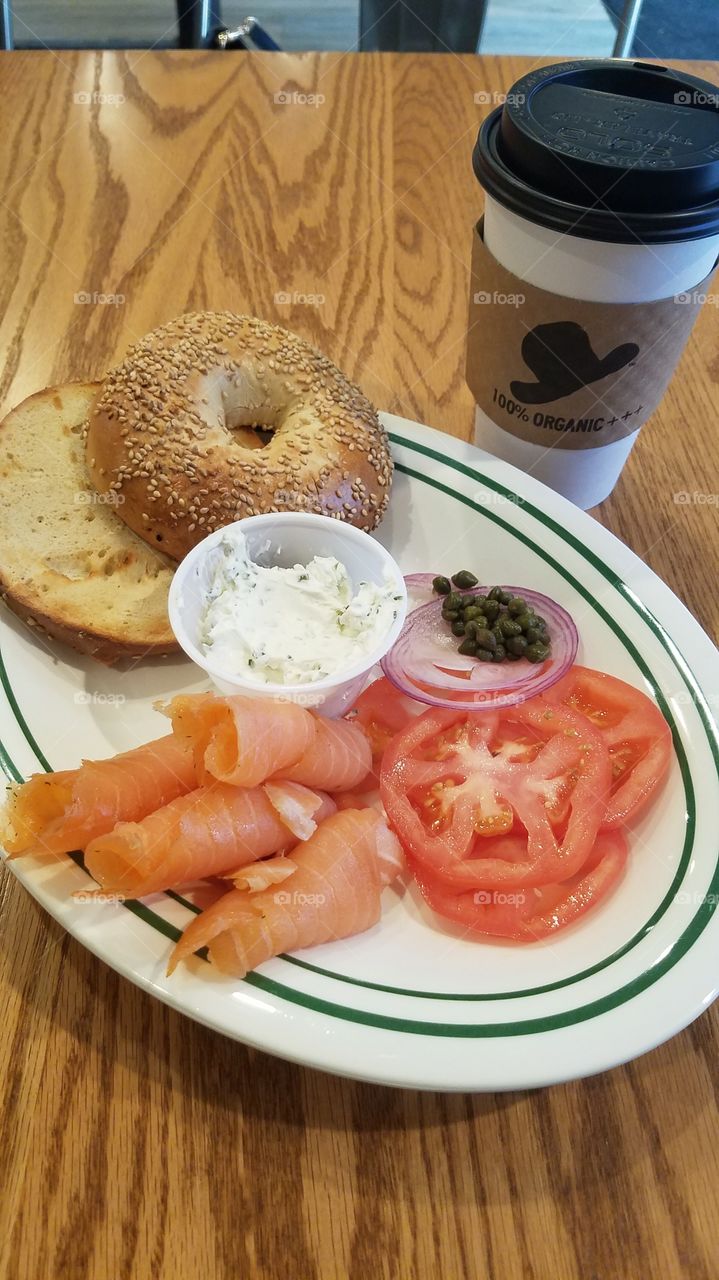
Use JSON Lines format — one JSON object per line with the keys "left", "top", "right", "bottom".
{"left": 380, "top": 698, "right": 611, "bottom": 890}
{"left": 376, "top": 664, "right": 671, "bottom": 942}
{"left": 543, "top": 666, "right": 672, "bottom": 828}
{"left": 409, "top": 829, "right": 629, "bottom": 942}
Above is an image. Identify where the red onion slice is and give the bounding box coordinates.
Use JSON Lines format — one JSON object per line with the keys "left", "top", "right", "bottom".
{"left": 382, "top": 585, "right": 579, "bottom": 711}
{"left": 403, "top": 573, "right": 440, "bottom": 613}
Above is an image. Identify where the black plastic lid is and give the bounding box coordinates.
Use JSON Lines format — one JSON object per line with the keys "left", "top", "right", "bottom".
{"left": 473, "top": 60, "right": 719, "bottom": 243}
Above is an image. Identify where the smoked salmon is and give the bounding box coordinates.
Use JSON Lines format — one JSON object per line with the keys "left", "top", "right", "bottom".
{"left": 223, "top": 856, "right": 298, "bottom": 893}
{"left": 274, "top": 716, "right": 372, "bottom": 792}
{"left": 84, "top": 782, "right": 336, "bottom": 899}
{"left": 163, "top": 692, "right": 316, "bottom": 788}
{"left": 167, "top": 808, "right": 404, "bottom": 977}
{"left": 1, "top": 734, "right": 196, "bottom": 859}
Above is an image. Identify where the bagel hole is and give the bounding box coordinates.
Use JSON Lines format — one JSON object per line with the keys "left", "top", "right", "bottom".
{"left": 223, "top": 397, "right": 279, "bottom": 450}
{"left": 229, "top": 424, "right": 275, "bottom": 451}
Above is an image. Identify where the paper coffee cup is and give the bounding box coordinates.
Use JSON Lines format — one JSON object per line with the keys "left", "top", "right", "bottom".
{"left": 467, "top": 60, "right": 719, "bottom": 509}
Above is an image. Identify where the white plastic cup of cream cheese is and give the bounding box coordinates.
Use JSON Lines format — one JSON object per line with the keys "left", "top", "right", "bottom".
{"left": 168, "top": 513, "right": 407, "bottom": 718}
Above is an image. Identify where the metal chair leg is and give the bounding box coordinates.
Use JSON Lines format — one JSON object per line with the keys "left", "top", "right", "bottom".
{"left": 176, "top": 0, "right": 224, "bottom": 48}
{"left": 612, "top": 0, "right": 645, "bottom": 57}
{"left": 0, "top": 0, "right": 13, "bottom": 51}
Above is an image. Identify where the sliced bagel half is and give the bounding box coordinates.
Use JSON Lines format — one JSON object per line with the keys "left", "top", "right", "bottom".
{"left": 0, "top": 382, "right": 178, "bottom": 664}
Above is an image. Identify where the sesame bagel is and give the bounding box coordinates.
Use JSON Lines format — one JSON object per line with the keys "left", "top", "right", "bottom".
{"left": 86, "top": 312, "right": 393, "bottom": 562}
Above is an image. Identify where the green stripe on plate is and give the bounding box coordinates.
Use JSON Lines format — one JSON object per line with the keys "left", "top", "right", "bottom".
{"left": 0, "top": 736, "right": 23, "bottom": 783}
{"left": 0, "top": 649, "right": 52, "bottom": 773}
{"left": 63, "top": 850, "right": 184, "bottom": 943}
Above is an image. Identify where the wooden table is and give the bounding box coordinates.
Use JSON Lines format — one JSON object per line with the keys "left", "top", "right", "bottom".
{"left": 1, "top": 50, "right": 718, "bottom": 1280}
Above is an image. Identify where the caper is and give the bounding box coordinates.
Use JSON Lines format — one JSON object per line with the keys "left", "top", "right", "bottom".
{"left": 507, "top": 596, "right": 527, "bottom": 617}
{"left": 474, "top": 627, "right": 496, "bottom": 651}
{"left": 507, "top": 634, "right": 528, "bottom": 657}
{"left": 437, "top": 579, "right": 555, "bottom": 666}
{"left": 451, "top": 570, "right": 479, "bottom": 590}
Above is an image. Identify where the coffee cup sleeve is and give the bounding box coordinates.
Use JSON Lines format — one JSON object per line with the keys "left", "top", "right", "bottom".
{"left": 466, "top": 219, "right": 717, "bottom": 450}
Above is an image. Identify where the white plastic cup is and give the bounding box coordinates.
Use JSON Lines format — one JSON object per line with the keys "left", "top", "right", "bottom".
{"left": 471, "top": 58, "right": 719, "bottom": 509}
{"left": 474, "top": 194, "right": 719, "bottom": 508}
{"left": 168, "top": 513, "right": 407, "bottom": 718}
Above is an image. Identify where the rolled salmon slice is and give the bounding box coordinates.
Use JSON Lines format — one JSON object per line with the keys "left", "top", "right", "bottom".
{"left": 0, "top": 734, "right": 196, "bottom": 858}
{"left": 84, "top": 781, "right": 335, "bottom": 898}
{"left": 273, "top": 717, "right": 372, "bottom": 792}
{"left": 162, "top": 693, "right": 316, "bottom": 788}
{"left": 167, "top": 808, "right": 404, "bottom": 977}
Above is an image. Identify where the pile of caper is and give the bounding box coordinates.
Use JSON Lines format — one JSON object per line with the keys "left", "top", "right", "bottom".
{"left": 431, "top": 572, "right": 551, "bottom": 664}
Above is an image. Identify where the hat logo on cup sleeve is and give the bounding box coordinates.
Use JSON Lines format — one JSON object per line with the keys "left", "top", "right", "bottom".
{"left": 510, "top": 321, "right": 639, "bottom": 405}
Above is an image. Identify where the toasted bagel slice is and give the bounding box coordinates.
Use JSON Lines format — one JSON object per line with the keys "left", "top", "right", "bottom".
{"left": 0, "top": 382, "right": 178, "bottom": 664}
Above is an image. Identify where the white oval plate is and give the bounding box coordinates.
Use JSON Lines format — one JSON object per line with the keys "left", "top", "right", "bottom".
{"left": 2, "top": 414, "right": 718, "bottom": 1092}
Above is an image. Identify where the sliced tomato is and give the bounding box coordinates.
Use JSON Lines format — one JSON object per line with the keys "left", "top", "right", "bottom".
{"left": 346, "top": 676, "right": 423, "bottom": 788}
{"left": 409, "top": 829, "right": 628, "bottom": 942}
{"left": 543, "top": 666, "right": 672, "bottom": 828}
{"left": 349, "top": 676, "right": 419, "bottom": 746}
{"left": 379, "top": 698, "right": 611, "bottom": 890}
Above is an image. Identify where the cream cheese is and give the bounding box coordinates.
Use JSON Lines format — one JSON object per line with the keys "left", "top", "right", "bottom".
{"left": 200, "top": 529, "right": 402, "bottom": 685}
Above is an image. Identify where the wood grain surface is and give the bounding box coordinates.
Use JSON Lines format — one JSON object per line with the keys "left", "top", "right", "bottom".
{"left": 0, "top": 50, "right": 718, "bottom": 1280}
